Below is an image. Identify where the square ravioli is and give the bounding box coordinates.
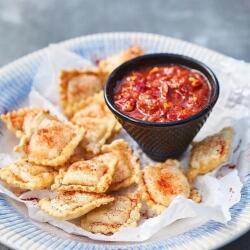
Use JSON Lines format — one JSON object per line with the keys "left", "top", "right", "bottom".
{"left": 39, "top": 191, "right": 114, "bottom": 220}
{"left": 98, "top": 45, "right": 144, "bottom": 79}
{"left": 101, "top": 139, "right": 141, "bottom": 191}
{"left": 51, "top": 152, "right": 118, "bottom": 193}
{"left": 71, "top": 92, "right": 121, "bottom": 154}
{"left": 187, "top": 127, "right": 234, "bottom": 182}
{"left": 0, "top": 108, "right": 46, "bottom": 138}
{"left": 15, "top": 116, "right": 85, "bottom": 167}
{"left": 73, "top": 117, "right": 116, "bottom": 155}
{"left": 80, "top": 193, "right": 141, "bottom": 234}
{"left": 0, "top": 159, "right": 57, "bottom": 190}
{"left": 140, "top": 160, "right": 190, "bottom": 215}
{"left": 70, "top": 91, "right": 118, "bottom": 124}
{"left": 59, "top": 68, "right": 104, "bottom": 117}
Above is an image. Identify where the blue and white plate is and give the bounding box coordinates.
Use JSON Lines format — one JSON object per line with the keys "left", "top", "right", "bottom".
{"left": 0, "top": 32, "right": 250, "bottom": 250}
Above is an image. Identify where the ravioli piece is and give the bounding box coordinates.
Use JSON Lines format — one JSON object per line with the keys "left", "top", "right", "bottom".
{"left": 71, "top": 91, "right": 121, "bottom": 131}
{"left": 0, "top": 159, "right": 57, "bottom": 190}
{"left": 52, "top": 152, "right": 118, "bottom": 193}
{"left": 101, "top": 139, "right": 140, "bottom": 191}
{"left": 187, "top": 127, "right": 234, "bottom": 182}
{"left": 71, "top": 90, "right": 105, "bottom": 117}
{"left": 80, "top": 193, "right": 141, "bottom": 234}
{"left": 59, "top": 68, "right": 103, "bottom": 117}
{"left": 15, "top": 117, "right": 85, "bottom": 167}
{"left": 71, "top": 92, "right": 121, "bottom": 154}
{"left": 39, "top": 191, "right": 114, "bottom": 220}
{"left": 98, "top": 45, "right": 144, "bottom": 79}
{"left": 140, "top": 160, "right": 190, "bottom": 215}
{"left": 76, "top": 117, "right": 116, "bottom": 155}
{"left": 71, "top": 91, "right": 116, "bottom": 117}
{"left": 0, "top": 108, "right": 45, "bottom": 138}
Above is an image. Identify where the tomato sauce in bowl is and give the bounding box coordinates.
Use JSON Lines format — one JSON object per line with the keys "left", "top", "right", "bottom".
{"left": 114, "top": 65, "right": 211, "bottom": 122}
{"left": 105, "top": 53, "right": 219, "bottom": 161}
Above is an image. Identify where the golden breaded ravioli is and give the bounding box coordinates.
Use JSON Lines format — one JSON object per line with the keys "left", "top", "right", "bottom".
{"left": 80, "top": 193, "right": 141, "bottom": 234}
{"left": 52, "top": 153, "right": 118, "bottom": 193}
{"left": 39, "top": 191, "right": 114, "bottom": 220}
{"left": 98, "top": 45, "right": 144, "bottom": 79}
{"left": 0, "top": 159, "right": 57, "bottom": 190}
{"left": 101, "top": 139, "right": 140, "bottom": 191}
{"left": 70, "top": 90, "right": 105, "bottom": 117}
{"left": 187, "top": 127, "right": 234, "bottom": 182}
{"left": 74, "top": 117, "right": 116, "bottom": 155}
{"left": 15, "top": 117, "right": 85, "bottom": 167}
{"left": 0, "top": 108, "right": 46, "bottom": 138}
{"left": 140, "top": 160, "right": 190, "bottom": 215}
{"left": 59, "top": 68, "right": 103, "bottom": 117}
{"left": 71, "top": 92, "right": 121, "bottom": 154}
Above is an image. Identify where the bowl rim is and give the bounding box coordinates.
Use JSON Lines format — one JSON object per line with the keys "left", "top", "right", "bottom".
{"left": 104, "top": 53, "right": 220, "bottom": 127}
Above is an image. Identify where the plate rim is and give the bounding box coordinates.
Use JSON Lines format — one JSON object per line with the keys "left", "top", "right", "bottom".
{"left": 0, "top": 32, "right": 249, "bottom": 250}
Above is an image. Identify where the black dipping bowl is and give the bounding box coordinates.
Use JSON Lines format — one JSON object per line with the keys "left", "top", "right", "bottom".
{"left": 104, "top": 53, "right": 219, "bottom": 162}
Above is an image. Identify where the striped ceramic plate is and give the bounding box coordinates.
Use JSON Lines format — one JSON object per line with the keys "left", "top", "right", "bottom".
{"left": 0, "top": 32, "right": 250, "bottom": 250}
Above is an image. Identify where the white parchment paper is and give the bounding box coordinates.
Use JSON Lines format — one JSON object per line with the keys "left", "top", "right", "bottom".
{"left": 0, "top": 45, "right": 249, "bottom": 242}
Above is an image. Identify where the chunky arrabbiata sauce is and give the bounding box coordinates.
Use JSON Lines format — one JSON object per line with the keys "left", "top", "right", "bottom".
{"left": 114, "top": 65, "right": 211, "bottom": 122}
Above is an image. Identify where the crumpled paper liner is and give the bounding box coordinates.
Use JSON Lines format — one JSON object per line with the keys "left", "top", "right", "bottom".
{"left": 0, "top": 45, "right": 248, "bottom": 242}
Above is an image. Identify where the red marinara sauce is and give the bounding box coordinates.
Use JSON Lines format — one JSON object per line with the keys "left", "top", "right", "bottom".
{"left": 114, "top": 65, "right": 211, "bottom": 122}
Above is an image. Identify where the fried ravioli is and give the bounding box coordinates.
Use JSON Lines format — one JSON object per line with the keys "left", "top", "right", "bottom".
{"left": 52, "top": 153, "right": 118, "bottom": 193}
{"left": 74, "top": 117, "right": 116, "bottom": 155}
{"left": 80, "top": 193, "right": 141, "bottom": 234}
{"left": 70, "top": 90, "right": 105, "bottom": 118}
{"left": 0, "top": 108, "right": 46, "bottom": 138}
{"left": 39, "top": 191, "right": 114, "bottom": 220}
{"left": 0, "top": 159, "right": 57, "bottom": 190}
{"left": 101, "top": 139, "right": 140, "bottom": 191}
{"left": 140, "top": 160, "right": 190, "bottom": 215}
{"left": 187, "top": 127, "right": 234, "bottom": 182}
{"left": 71, "top": 92, "right": 121, "bottom": 154}
{"left": 15, "top": 117, "right": 85, "bottom": 167}
{"left": 59, "top": 68, "right": 104, "bottom": 117}
{"left": 98, "top": 45, "right": 144, "bottom": 79}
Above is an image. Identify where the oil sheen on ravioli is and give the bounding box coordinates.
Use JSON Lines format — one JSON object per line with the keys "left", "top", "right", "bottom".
{"left": 71, "top": 92, "right": 121, "bottom": 154}
{"left": 51, "top": 152, "right": 118, "bottom": 193}
{"left": 98, "top": 45, "right": 144, "bottom": 79}
{"left": 0, "top": 108, "right": 46, "bottom": 138}
{"left": 39, "top": 191, "right": 114, "bottom": 220}
{"left": 15, "top": 115, "right": 85, "bottom": 167}
{"left": 80, "top": 193, "right": 141, "bottom": 234}
{"left": 187, "top": 127, "right": 234, "bottom": 182}
{"left": 101, "top": 139, "right": 140, "bottom": 191}
{"left": 59, "top": 68, "right": 103, "bottom": 117}
{"left": 0, "top": 159, "right": 57, "bottom": 190}
{"left": 140, "top": 160, "right": 190, "bottom": 215}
